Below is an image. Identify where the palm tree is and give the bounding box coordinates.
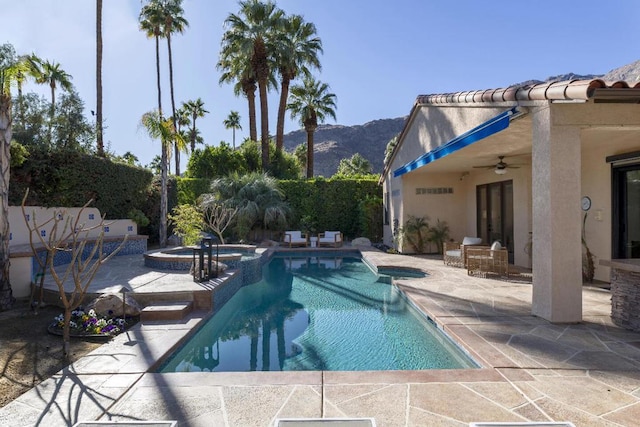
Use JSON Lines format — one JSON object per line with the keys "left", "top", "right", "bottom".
{"left": 182, "top": 98, "right": 208, "bottom": 152}
{"left": 157, "top": 0, "right": 188, "bottom": 176}
{"left": 186, "top": 127, "right": 203, "bottom": 151}
{"left": 222, "top": 0, "right": 283, "bottom": 172}
{"left": 218, "top": 51, "right": 258, "bottom": 143}
{"left": 0, "top": 43, "right": 20, "bottom": 309}
{"left": 140, "top": 1, "right": 170, "bottom": 243}
{"left": 29, "top": 57, "right": 73, "bottom": 140}
{"left": 223, "top": 110, "right": 242, "bottom": 150}
{"left": 274, "top": 14, "right": 322, "bottom": 152}
{"left": 96, "top": 0, "right": 105, "bottom": 157}
{"left": 209, "top": 172, "right": 290, "bottom": 241}
{"left": 13, "top": 55, "right": 32, "bottom": 125}
{"left": 174, "top": 104, "right": 190, "bottom": 146}
{"left": 140, "top": 109, "right": 183, "bottom": 247}
{"left": 287, "top": 76, "right": 337, "bottom": 178}
{"left": 336, "top": 153, "right": 372, "bottom": 176}
{"left": 139, "top": 0, "right": 164, "bottom": 114}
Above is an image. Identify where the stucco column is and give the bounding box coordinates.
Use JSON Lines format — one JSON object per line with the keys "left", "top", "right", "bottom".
{"left": 531, "top": 105, "right": 582, "bottom": 323}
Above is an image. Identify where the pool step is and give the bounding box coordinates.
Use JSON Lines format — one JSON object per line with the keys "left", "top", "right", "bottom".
{"left": 140, "top": 301, "right": 193, "bottom": 321}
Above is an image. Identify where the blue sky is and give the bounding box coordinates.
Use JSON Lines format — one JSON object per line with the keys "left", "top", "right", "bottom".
{"left": 4, "top": 0, "right": 639, "bottom": 168}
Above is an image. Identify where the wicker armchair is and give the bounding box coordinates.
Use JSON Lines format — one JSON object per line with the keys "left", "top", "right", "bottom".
{"left": 443, "top": 237, "right": 483, "bottom": 267}
{"left": 466, "top": 242, "right": 509, "bottom": 278}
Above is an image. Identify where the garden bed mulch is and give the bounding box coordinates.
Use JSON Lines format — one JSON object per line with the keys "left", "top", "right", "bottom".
{"left": 0, "top": 302, "right": 103, "bottom": 408}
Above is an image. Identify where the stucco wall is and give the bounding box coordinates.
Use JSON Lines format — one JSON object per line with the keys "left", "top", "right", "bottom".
{"left": 383, "top": 105, "right": 514, "bottom": 250}
{"left": 9, "top": 206, "right": 138, "bottom": 248}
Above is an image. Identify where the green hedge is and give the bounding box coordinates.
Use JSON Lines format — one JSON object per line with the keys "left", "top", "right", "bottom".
{"left": 177, "top": 178, "right": 210, "bottom": 205}
{"left": 174, "top": 176, "right": 383, "bottom": 241}
{"left": 279, "top": 177, "right": 382, "bottom": 240}
{"left": 10, "top": 154, "right": 382, "bottom": 243}
{"left": 9, "top": 148, "right": 153, "bottom": 219}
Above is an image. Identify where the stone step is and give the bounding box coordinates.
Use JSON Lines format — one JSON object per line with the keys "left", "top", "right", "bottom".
{"left": 140, "top": 301, "right": 193, "bottom": 322}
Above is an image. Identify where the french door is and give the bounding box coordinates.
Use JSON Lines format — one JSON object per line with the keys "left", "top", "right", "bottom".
{"left": 612, "top": 165, "right": 640, "bottom": 259}
{"left": 476, "top": 180, "right": 514, "bottom": 263}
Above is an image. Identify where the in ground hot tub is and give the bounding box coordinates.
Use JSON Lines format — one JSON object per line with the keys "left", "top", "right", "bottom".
{"left": 144, "top": 244, "right": 258, "bottom": 271}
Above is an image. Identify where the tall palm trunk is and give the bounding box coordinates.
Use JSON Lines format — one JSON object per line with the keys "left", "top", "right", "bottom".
{"left": 305, "top": 120, "right": 316, "bottom": 179}
{"left": 0, "top": 94, "right": 14, "bottom": 309}
{"left": 232, "top": 128, "right": 236, "bottom": 150}
{"left": 154, "top": 34, "right": 168, "bottom": 248}
{"left": 96, "top": 0, "right": 104, "bottom": 157}
{"left": 155, "top": 35, "right": 162, "bottom": 114}
{"left": 255, "top": 40, "right": 270, "bottom": 171}
{"left": 242, "top": 78, "right": 257, "bottom": 142}
{"left": 275, "top": 73, "right": 292, "bottom": 152}
{"left": 48, "top": 83, "right": 55, "bottom": 142}
{"left": 258, "top": 79, "right": 269, "bottom": 171}
{"left": 190, "top": 112, "right": 197, "bottom": 152}
{"left": 17, "top": 75, "right": 25, "bottom": 125}
{"left": 167, "top": 33, "right": 180, "bottom": 176}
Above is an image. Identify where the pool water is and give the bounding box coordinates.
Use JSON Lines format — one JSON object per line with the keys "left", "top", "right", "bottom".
{"left": 160, "top": 255, "right": 477, "bottom": 372}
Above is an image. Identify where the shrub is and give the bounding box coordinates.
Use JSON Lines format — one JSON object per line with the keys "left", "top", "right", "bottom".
{"left": 168, "top": 204, "right": 203, "bottom": 246}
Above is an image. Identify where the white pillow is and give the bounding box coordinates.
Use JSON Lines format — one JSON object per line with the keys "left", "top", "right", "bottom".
{"left": 490, "top": 241, "right": 502, "bottom": 251}
{"left": 462, "top": 236, "right": 482, "bottom": 246}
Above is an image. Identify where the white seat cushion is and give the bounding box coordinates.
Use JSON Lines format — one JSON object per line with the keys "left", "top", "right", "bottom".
{"left": 320, "top": 231, "right": 341, "bottom": 242}
{"left": 285, "top": 231, "right": 306, "bottom": 243}
{"left": 445, "top": 249, "right": 461, "bottom": 257}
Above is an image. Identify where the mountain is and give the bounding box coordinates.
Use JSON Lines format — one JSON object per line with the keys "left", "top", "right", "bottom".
{"left": 283, "top": 118, "right": 405, "bottom": 177}
{"left": 603, "top": 59, "right": 640, "bottom": 82}
{"left": 282, "top": 60, "right": 639, "bottom": 177}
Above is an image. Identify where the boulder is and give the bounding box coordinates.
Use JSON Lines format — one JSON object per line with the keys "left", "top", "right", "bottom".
{"left": 189, "top": 258, "right": 228, "bottom": 278}
{"left": 167, "top": 234, "right": 182, "bottom": 247}
{"left": 88, "top": 292, "right": 141, "bottom": 317}
{"left": 351, "top": 237, "right": 372, "bottom": 247}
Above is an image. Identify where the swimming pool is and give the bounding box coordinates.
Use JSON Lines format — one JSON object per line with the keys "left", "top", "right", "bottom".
{"left": 159, "top": 254, "right": 477, "bottom": 372}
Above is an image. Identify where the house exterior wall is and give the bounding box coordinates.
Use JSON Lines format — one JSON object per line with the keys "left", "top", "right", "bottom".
{"left": 383, "top": 105, "right": 515, "bottom": 251}
{"left": 462, "top": 166, "right": 532, "bottom": 268}
{"left": 383, "top": 101, "right": 640, "bottom": 280}
{"left": 554, "top": 102, "right": 640, "bottom": 282}
{"left": 398, "top": 172, "right": 467, "bottom": 253}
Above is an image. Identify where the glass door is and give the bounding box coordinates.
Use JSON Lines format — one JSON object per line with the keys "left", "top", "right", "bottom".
{"left": 613, "top": 165, "right": 640, "bottom": 258}
{"left": 477, "top": 180, "right": 514, "bottom": 263}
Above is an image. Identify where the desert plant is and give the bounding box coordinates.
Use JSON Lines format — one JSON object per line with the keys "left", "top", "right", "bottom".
{"left": 200, "top": 197, "right": 238, "bottom": 244}
{"left": 428, "top": 218, "right": 450, "bottom": 255}
{"left": 582, "top": 212, "right": 595, "bottom": 283}
{"left": 21, "top": 192, "right": 127, "bottom": 358}
{"left": 299, "top": 214, "right": 318, "bottom": 236}
{"left": 399, "top": 215, "right": 430, "bottom": 254}
{"left": 127, "top": 208, "right": 150, "bottom": 227}
{"left": 168, "top": 204, "right": 203, "bottom": 246}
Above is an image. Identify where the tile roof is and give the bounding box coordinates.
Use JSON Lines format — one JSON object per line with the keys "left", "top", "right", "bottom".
{"left": 416, "top": 79, "right": 640, "bottom": 105}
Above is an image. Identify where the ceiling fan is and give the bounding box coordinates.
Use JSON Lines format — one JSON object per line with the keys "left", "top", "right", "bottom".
{"left": 473, "top": 156, "right": 520, "bottom": 175}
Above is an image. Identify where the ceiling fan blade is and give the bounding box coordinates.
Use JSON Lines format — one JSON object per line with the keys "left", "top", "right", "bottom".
{"left": 472, "top": 165, "right": 495, "bottom": 169}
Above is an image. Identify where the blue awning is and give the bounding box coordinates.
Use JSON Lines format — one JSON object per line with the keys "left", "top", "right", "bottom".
{"left": 393, "top": 107, "right": 519, "bottom": 178}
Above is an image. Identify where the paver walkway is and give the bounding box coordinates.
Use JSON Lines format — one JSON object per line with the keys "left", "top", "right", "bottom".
{"left": 1, "top": 247, "right": 639, "bottom": 426}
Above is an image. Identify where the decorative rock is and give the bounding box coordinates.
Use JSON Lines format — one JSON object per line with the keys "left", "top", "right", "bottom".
{"left": 167, "top": 234, "right": 182, "bottom": 247}
{"left": 351, "top": 237, "right": 372, "bottom": 247}
{"left": 88, "top": 292, "right": 141, "bottom": 317}
{"left": 189, "top": 258, "right": 228, "bottom": 277}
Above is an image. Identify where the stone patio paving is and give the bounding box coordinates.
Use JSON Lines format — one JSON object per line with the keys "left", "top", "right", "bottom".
{"left": 1, "top": 247, "right": 639, "bottom": 426}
